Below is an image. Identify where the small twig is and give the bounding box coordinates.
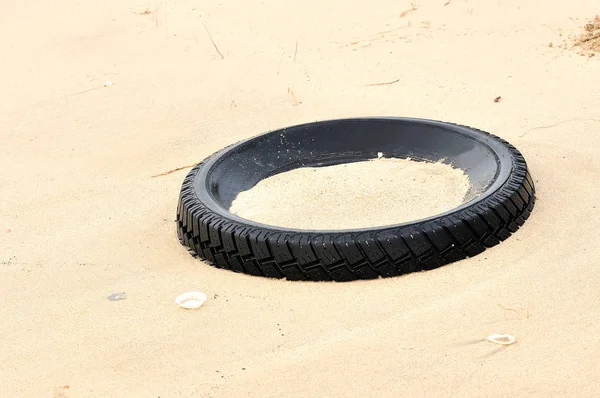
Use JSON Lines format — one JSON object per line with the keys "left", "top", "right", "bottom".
{"left": 151, "top": 163, "right": 196, "bottom": 178}
{"left": 375, "top": 24, "right": 411, "bottom": 36}
{"left": 497, "top": 304, "right": 520, "bottom": 314}
{"left": 498, "top": 303, "right": 530, "bottom": 319}
{"left": 204, "top": 23, "right": 224, "bottom": 59}
{"left": 287, "top": 87, "right": 302, "bottom": 106}
{"left": 66, "top": 86, "right": 104, "bottom": 98}
{"left": 293, "top": 41, "right": 299, "bottom": 62}
{"left": 400, "top": 8, "right": 417, "bottom": 17}
{"left": 444, "top": 0, "right": 452, "bottom": 5}
{"left": 519, "top": 118, "right": 600, "bottom": 137}
{"left": 131, "top": 7, "right": 159, "bottom": 26}
{"left": 400, "top": 1, "right": 418, "bottom": 17}
{"left": 364, "top": 78, "right": 400, "bottom": 87}
{"left": 132, "top": 9, "right": 153, "bottom": 15}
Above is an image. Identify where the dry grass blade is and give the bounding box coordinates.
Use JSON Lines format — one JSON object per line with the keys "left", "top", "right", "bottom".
{"left": 204, "top": 23, "right": 225, "bottom": 59}
{"left": 400, "top": 1, "right": 418, "bottom": 17}
{"left": 519, "top": 118, "right": 600, "bottom": 137}
{"left": 287, "top": 87, "right": 302, "bottom": 106}
{"left": 364, "top": 79, "right": 400, "bottom": 86}
{"left": 151, "top": 163, "right": 197, "bottom": 178}
{"left": 293, "top": 41, "right": 299, "bottom": 62}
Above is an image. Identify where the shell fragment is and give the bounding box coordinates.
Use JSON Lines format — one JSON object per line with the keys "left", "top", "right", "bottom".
{"left": 175, "top": 292, "right": 208, "bottom": 309}
{"left": 487, "top": 334, "right": 516, "bottom": 345}
{"left": 107, "top": 292, "right": 127, "bottom": 301}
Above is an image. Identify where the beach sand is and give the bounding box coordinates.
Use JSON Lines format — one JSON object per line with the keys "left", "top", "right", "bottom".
{"left": 2, "top": 1, "right": 600, "bottom": 396}
{"left": 230, "top": 158, "right": 470, "bottom": 230}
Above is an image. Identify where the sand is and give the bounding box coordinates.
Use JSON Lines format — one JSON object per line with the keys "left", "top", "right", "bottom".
{"left": 2, "top": 1, "right": 600, "bottom": 397}
{"left": 230, "top": 158, "right": 470, "bottom": 230}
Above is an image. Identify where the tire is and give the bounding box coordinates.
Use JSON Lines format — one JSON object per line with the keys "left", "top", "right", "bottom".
{"left": 176, "top": 118, "right": 535, "bottom": 282}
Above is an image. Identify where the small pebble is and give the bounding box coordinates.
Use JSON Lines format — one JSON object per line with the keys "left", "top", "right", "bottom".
{"left": 104, "top": 80, "right": 113, "bottom": 87}
{"left": 107, "top": 292, "right": 127, "bottom": 301}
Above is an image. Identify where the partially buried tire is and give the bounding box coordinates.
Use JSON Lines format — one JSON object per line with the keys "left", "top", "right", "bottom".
{"left": 176, "top": 118, "right": 535, "bottom": 281}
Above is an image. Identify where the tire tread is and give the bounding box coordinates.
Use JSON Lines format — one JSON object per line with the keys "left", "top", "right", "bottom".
{"left": 175, "top": 123, "right": 536, "bottom": 281}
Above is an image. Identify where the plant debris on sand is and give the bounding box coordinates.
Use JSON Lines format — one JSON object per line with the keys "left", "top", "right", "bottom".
{"left": 576, "top": 15, "right": 600, "bottom": 53}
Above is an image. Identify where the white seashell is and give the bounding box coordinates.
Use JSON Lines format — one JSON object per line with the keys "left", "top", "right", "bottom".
{"left": 107, "top": 292, "right": 126, "bottom": 301}
{"left": 175, "top": 292, "right": 207, "bottom": 309}
{"left": 104, "top": 80, "right": 113, "bottom": 87}
{"left": 487, "top": 333, "right": 516, "bottom": 345}
{"left": 377, "top": 152, "right": 383, "bottom": 158}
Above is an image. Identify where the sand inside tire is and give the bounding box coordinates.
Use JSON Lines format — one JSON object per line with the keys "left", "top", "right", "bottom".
{"left": 230, "top": 157, "right": 471, "bottom": 230}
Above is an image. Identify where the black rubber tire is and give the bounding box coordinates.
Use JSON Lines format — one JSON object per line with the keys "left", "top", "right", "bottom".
{"left": 176, "top": 118, "right": 535, "bottom": 282}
